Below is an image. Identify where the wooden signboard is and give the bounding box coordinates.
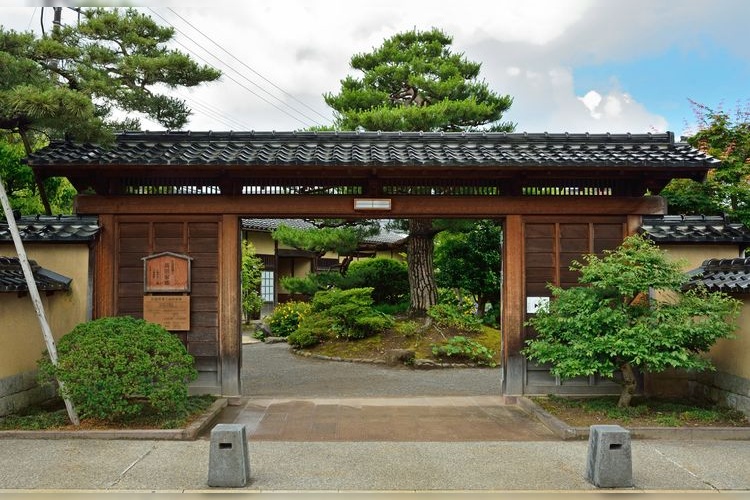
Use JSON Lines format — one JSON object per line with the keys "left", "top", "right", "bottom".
{"left": 143, "top": 252, "right": 192, "bottom": 293}
{"left": 143, "top": 295, "right": 190, "bottom": 331}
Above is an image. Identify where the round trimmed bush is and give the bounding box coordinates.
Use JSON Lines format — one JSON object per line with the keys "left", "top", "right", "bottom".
{"left": 38, "top": 316, "right": 197, "bottom": 422}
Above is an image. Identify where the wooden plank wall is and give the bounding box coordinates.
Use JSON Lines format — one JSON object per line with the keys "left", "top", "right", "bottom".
{"left": 113, "top": 216, "right": 221, "bottom": 393}
{"left": 523, "top": 216, "right": 627, "bottom": 394}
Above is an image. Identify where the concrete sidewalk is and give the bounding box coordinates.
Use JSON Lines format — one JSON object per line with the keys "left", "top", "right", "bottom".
{"left": 1, "top": 343, "right": 748, "bottom": 493}
{"left": 1, "top": 425, "right": 749, "bottom": 492}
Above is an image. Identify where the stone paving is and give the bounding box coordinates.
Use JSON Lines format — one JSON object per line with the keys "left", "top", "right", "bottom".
{"left": 224, "top": 341, "right": 558, "bottom": 442}
{"left": 215, "top": 396, "right": 557, "bottom": 442}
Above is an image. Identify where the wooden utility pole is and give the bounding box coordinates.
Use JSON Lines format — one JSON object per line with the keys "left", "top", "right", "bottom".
{"left": 0, "top": 175, "right": 79, "bottom": 425}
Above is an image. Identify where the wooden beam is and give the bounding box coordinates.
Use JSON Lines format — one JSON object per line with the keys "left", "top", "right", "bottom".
{"left": 76, "top": 194, "right": 667, "bottom": 217}
{"left": 502, "top": 215, "right": 525, "bottom": 395}
{"left": 95, "top": 214, "right": 116, "bottom": 318}
{"left": 502, "top": 215, "right": 525, "bottom": 359}
{"left": 219, "top": 214, "right": 241, "bottom": 396}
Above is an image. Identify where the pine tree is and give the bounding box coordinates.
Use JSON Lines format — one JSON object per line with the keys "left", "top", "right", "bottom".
{"left": 324, "top": 28, "right": 513, "bottom": 314}
{"left": 0, "top": 8, "right": 221, "bottom": 214}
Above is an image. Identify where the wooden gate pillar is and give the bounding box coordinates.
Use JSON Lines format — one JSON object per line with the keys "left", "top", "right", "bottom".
{"left": 502, "top": 215, "right": 525, "bottom": 395}
{"left": 219, "top": 215, "right": 241, "bottom": 395}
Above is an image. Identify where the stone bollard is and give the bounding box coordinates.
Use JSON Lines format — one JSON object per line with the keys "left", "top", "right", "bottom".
{"left": 585, "top": 424, "right": 633, "bottom": 488}
{"left": 208, "top": 423, "right": 251, "bottom": 487}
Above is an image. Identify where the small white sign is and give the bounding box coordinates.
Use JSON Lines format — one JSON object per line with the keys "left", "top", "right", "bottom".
{"left": 526, "top": 296, "right": 550, "bottom": 314}
{"left": 354, "top": 198, "right": 392, "bottom": 210}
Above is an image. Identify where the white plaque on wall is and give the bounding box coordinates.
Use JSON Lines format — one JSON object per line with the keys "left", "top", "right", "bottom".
{"left": 526, "top": 296, "right": 550, "bottom": 314}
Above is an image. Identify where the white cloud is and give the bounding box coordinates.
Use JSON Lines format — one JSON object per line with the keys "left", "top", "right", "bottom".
{"left": 579, "top": 91, "right": 603, "bottom": 119}
{"left": 489, "top": 61, "right": 668, "bottom": 133}
{"left": 3, "top": 1, "right": 745, "bottom": 133}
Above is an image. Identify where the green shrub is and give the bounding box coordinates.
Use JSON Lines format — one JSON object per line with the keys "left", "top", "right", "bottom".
{"left": 241, "top": 240, "right": 263, "bottom": 322}
{"left": 311, "top": 287, "right": 395, "bottom": 340}
{"left": 38, "top": 317, "right": 197, "bottom": 422}
{"left": 287, "top": 329, "right": 319, "bottom": 348}
{"left": 427, "top": 302, "right": 483, "bottom": 333}
{"left": 373, "top": 300, "right": 410, "bottom": 315}
{"left": 395, "top": 320, "right": 421, "bottom": 337}
{"left": 289, "top": 312, "right": 336, "bottom": 348}
{"left": 268, "top": 301, "right": 312, "bottom": 337}
{"left": 431, "top": 336, "right": 496, "bottom": 366}
{"left": 341, "top": 258, "right": 409, "bottom": 304}
{"left": 280, "top": 271, "right": 342, "bottom": 297}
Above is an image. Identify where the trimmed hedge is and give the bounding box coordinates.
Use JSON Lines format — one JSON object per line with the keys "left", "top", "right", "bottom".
{"left": 38, "top": 316, "right": 197, "bottom": 422}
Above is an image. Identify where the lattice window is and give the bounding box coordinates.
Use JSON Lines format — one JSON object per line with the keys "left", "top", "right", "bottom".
{"left": 260, "top": 271, "right": 274, "bottom": 303}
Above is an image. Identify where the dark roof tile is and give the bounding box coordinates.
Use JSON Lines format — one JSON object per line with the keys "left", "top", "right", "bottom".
{"left": 0, "top": 215, "right": 100, "bottom": 242}
{"left": 640, "top": 215, "right": 750, "bottom": 244}
{"left": 0, "top": 257, "right": 72, "bottom": 293}
{"left": 25, "top": 131, "right": 717, "bottom": 169}
{"left": 685, "top": 258, "right": 750, "bottom": 293}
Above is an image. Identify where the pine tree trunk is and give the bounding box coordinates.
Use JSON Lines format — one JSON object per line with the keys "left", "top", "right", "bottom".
{"left": 408, "top": 218, "right": 438, "bottom": 316}
{"left": 618, "top": 362, "right": 637, "bottom": 408}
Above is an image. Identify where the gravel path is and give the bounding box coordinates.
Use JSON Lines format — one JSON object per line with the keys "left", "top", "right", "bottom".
{"left": 241, "top": 342, "right": 503, "bottom": 397}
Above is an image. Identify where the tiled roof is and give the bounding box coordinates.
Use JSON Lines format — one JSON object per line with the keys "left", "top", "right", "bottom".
{"left": 685, "top": 258, "right": 750, "bottom": 294}
{"left": 0, "top": 215, "right": 100, "bottom": 242}
{"left": 241, "top": 218, "right": 407, "bottom": 246}
{"left": 639, "top": 215, "right": 750, "bottom": 244}
{"left": 25, "top": 131, "right": 717, "bottom": 169}
{"left": 0, "top": 257, "right": 72, "bottom": 293}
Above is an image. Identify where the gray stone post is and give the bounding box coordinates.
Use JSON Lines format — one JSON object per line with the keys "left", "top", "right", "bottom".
{"left": 208, "top": 423, "right": 251, "bottom": 487}
{"left": 585, "top": 424, "right": 633, "bottom": 488}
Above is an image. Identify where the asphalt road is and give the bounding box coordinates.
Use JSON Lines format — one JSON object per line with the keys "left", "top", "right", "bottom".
{"left": 241, "top": 342, "right": 503, "bottom": 398}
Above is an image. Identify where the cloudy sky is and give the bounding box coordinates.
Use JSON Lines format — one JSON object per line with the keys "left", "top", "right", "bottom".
{"left": 4, "top": 1, "right": 749, "bottom": 137}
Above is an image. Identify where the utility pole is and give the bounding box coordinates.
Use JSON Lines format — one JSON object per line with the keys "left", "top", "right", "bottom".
{"left": 52, "top": 7, "right": 63, "bottom": 34}
{"left": 0, "top": 176, "right": 79, "bottom": 426}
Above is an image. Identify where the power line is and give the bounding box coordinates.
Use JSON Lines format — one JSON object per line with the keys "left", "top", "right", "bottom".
{"left": 165, "top": 7, "right": 332, "bottom": 125}
{"left": 147, "top": 8, "right": 328, "bottom": 129}
{"left": 174, "top": 90, "right": 254, "bottom": 130}
{"left": 159, "top": 23, "right": 314, "bottom": 129}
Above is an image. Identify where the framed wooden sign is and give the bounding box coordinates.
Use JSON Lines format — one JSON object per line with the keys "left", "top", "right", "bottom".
{"left": 142, "top": 252, "right": 193, "bottom": 293}
{"left": 143, "top": 295, "right": 190, "bottom": 331}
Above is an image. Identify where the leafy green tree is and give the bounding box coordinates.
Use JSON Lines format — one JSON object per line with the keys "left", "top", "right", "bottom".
{"left": 0, "top": 7, "right": 221, "bottom": 213}
{"left": 523, "top": 234, "right": 740, "bottom": 407}
{"left": 662, "top": 100, "right": 750, "bottom": 225}
{"left": 434, "top": 219, "right": 502, "bottom": 317}
{"left": 324, "top": 28, "right": 514, "bottom": 315}
{"left": 0, "top": 135, "right": 75, "bottom": 215}
{"left": 241, "top": 239, "right": 264, "bottom": 323}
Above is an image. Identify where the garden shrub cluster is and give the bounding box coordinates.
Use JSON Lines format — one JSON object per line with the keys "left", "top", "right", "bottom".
{"left": 38, "top": 316, "right": 197, "bottom": 422}
{"left": 427, "top": 291, "right": 483, "bottom": 333}
{"left": 280, "top": 257, "right": 409, "bottom": 306}
{"left": 431, "top": 335, "right": 496, "bottom": 366}
{"left": 267, "top": 301, "right": 312, "bottom": 337}
{"left": 341, "top": 257, "right": 409, "bottom": 304}
{"left": 287, "top": 287, "right": 394, "bottom": 348}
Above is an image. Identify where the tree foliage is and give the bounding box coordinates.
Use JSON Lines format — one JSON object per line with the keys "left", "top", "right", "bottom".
{"left": 661, "top": 100, "right": 750, "bottom": 225}
{"left": 523, "top": 234, "right": 740, "bottom": 407}
{"left": 0, "top": 8, "right": 220, "bottom": 214}
{"left": 272, "top": 221, "right": 379, "bottom": 275}
{"left": 324, "top": 28, "right": 513, "bottom": 132}
{"left": 323, "top": 28, "right": 514, "bottom": 315}
{"left": 434, "top": 219, "right": 502, "bottom": 316}
{"left": 0, "top": 135, "right": 75, "bottom": 215}
{"left": 1, "top": 8, "right": 220, "bottom": 143}
{"left": 241, "top": 239, "right": 264, "bottom": 323}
